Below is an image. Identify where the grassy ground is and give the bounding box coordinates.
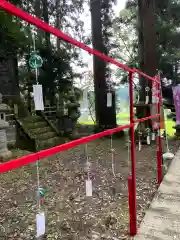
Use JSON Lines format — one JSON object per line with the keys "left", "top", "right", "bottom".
{"left": 79, "top": 112, "right": 176, "bottom": 137}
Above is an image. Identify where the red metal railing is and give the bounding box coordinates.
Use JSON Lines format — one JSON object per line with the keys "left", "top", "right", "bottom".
{"left": 0, "top": 0, "right": 163, "bottom": 236}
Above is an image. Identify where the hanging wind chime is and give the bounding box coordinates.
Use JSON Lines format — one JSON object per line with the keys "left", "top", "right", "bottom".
{"left": 30, "top": 29, "right": 44, "bottom": 111}
{"left": 29, "top": 29, "right": 46, "bottom": 238}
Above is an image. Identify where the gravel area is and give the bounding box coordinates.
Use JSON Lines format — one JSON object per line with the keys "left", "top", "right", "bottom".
{"left": 0, "top": 137, "right": 179, "bottom": 239}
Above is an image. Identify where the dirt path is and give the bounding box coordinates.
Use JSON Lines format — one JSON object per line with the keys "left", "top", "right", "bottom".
{"left": 0, "top": 138, "right": 179, "bottom": 239}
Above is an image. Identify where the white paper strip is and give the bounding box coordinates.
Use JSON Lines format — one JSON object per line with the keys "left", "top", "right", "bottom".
{"left": 145, "top": 95, "right": 149, "bottom": 104}
{"left": 152, "top": 133, "right": 155, "bottom": 141}
{"left": 107, "top": 93, "right": 112, "bottom": 107}
{"left": 147, "top": 135, "right": 150, "bottom": 145}
{"left": 36, "top": 212, "right": 45, "bottom": 237}
{"left": 33, "top": 84, "right": 44, "bottom": 111}
{"left": 86, "top": 179, "right": 92, "bottom": 197}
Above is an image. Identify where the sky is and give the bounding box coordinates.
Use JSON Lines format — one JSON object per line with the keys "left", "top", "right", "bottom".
{"left": 115, "top": 0, "right": 127, "bottom": 15}
{"left": 80, "top": 0, "right": 127, "bottom": 71}
{"left": 74, "top": 0, "right": 127, "bottom": 88}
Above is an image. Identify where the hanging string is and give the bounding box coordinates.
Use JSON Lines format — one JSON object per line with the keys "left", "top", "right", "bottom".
{"left": 110, "top": 135, "right": 116, "bottom": 177}
{"left": 85, "top": 144, "right": 90, "bottom": 180}
{"left": 32, "top": 29, "right": 39, "bottom": 84}
{"left": 31, "top": 29, "right": 43, "bottom": 212}
{"left": 127, "top": 132, "right": 130, "bottom": 170}
{"left": 36, "top": 157, "right": 41, "bottom": 212}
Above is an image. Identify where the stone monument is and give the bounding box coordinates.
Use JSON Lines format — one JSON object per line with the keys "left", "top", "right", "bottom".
{"left": 0, "top": 93, "right": 12, "bottom": 161}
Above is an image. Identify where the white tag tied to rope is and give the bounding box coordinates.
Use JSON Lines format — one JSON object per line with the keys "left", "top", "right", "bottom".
{"left": 107, "top": 92, "right": 112, "bottom": 107}
{"left": 145, "top": 95, "right": 149, "bottom": 104}
{"left": 145, "top": 128, "right": 151, "bottom": 145}
{"left": 147, "top": 135, "right": 150, "bottom": 145}
{"left": 138, "top": 132, "right": 142, "bottom": 151}
{"left": 36, "top": 212, "right": 45, "bottom": 237}
{"left": 33, "top": 84, "right": 44, "bottom": 111}
{"left": 152, "top": 132, "right": 155, "bottom": 141}
{"left": 145, "top": 87, "right": 150, "bottom": 104}
{"left": 136, "top": 87, "right": 140, "bottom": 104}
{"left": 86, "top": 179, "right": 92, "bottom": 197}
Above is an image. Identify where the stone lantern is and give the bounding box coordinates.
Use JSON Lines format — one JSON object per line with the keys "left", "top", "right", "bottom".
{"left": 0, "top": 93, "right": 12, "bottom": 161}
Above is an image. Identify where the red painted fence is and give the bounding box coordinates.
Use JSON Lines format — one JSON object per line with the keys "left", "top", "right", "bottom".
{"left": 0, "top": 0, "right": 163, "bottom": 236}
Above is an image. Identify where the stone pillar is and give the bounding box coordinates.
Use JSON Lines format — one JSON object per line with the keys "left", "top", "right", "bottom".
{"left": 0, "top": 93, "right": 12, "bottom": 161}
{"left": 0, "top": 120, "right": 12, "bottom": 160}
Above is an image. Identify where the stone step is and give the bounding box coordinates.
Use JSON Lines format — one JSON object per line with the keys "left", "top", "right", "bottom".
{"left": 24, "top": 121, "right": 48, "bottom": 129}
{"left": 30, "top": 126, "right": 53, "bottom": 135}
{"left": 36, "top": 137, "right": 64, "bottom": 151}
{"left": 22, "top": 115, "right": 43, "bottom": 123}
{"left": 35, "top": 131, "right": 57, "bottom": 141}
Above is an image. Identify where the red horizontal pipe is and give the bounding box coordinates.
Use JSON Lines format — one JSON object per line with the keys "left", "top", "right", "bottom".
{"left": 0, "top": 123, "right": 134, "bottom": 174}
{"left": 0, "top": 153, "right": 38, "bottom": 174}
{"left": 133, "top": 68, "right": 159, "bottom": 83}
{"left": 0, "top": 0, "right": 133, "bottom": 73}
{"left": 134, "top": 114, "right": 160, "bottom": 124}
{"left": 38, "top": 123, "right": 134, "bottom": 159}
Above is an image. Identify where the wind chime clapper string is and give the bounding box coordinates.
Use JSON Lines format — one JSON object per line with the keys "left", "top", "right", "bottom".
{"left": 110, "top": 134, "right": 116, "bottom": 177}
{"left": 127, "top": 133, "right": 131, "bottom": 171}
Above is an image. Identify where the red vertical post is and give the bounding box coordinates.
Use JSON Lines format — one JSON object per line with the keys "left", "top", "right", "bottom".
{"left": 128, "top": 71, "right": 137, "bottom": 235}
{"left": 157, "top": 74, "right": 163, "bottom": 184}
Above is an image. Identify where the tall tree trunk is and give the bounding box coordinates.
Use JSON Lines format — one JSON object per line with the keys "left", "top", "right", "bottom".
{"left": 90, "top": 0, "right": 116, "bottom": 130}
{"left": 42, "top": 0, "right": 55, "bottom": 105}
{"left": 55, "top": 0, "right": 61, "bottom": 51}
{"left": 137, "top": 0, "right": 157, "bottom": 134}
{"left": 34, "top": 0, "right": 42, "bottom": 45}
{"left": 137, "top": 0, "right": 145, "bottom": 101}
{"left": 138, "top": 0, "right": 157, "bottom": 99}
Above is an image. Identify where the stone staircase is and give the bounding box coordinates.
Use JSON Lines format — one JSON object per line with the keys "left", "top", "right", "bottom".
{"left": 17, "top": 115, "right": 64, "bottom": 151}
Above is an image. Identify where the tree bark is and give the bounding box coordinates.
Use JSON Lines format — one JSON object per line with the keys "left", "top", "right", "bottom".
{"left": 42, "top": 0, "right": 55, "bottom": 105}
{"left": 90, "top": 0, "right": 116, "bottom": 130}
{"left": 138, "top": 0, "right": 157, "bottom": 101}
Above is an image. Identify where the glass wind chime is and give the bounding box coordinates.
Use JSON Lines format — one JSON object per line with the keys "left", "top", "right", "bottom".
{"left": 136, "top": 82, "right": 158, "bottom": 150}
{"left": 29, "top": 29, "right": 46, "bottom": 238}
